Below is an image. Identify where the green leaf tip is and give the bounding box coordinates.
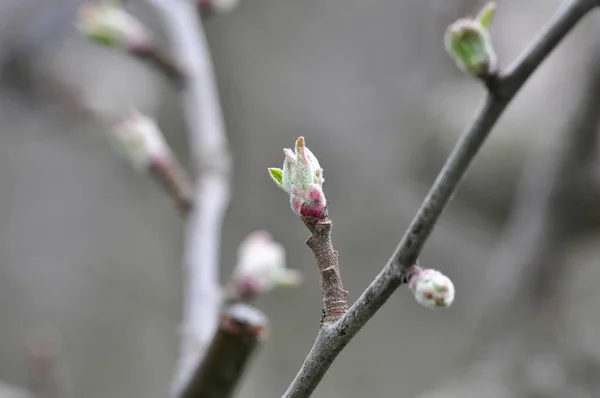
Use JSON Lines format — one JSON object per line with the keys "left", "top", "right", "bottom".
{"left": 476, "top": 2, "right": 497, "bottom": 31}
{"left": 268, "top": 168, "right": 284, "bottom": 190}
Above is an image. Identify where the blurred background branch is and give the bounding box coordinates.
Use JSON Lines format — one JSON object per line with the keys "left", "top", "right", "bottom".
{"left": 419, "top": 39, "right": 600, "bottom": 398}
{"left": 140, "top": 0, "right": 233, "bottom": 395}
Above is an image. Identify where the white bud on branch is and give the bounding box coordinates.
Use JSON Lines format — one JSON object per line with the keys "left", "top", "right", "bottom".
{"left": 109, "top": 109, "right": 172, "bottom": 172}
{"left": 229, "top": 231, "right": 302, "bottom": 300}
{"left": 268, "top": 137, "right": 327, "bottom": 219}
{"left": 77, "top": 0, "right": 152, "bottom": 51}
{"left": 408, "top": 267, "right": 455, "bottom": 309}
{"left": 444, "top": 2, "right": 498, "bottom": 78}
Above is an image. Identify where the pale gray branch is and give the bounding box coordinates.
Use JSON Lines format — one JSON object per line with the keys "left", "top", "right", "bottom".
{"left": 144, "top": 0, "right": 232, "bottom": 396}
{"left": 466, "top": 41, "right": 600, "bottom": 363}
{"left": 418, "top": 40, "right": 600, "bottom": 398}
{"left": 283, "top": 1, "right": 599, "bottom": 396}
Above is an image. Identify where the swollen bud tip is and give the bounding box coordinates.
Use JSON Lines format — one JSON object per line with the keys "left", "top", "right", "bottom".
{"left": 444, "top": 2, "right": 498, "bottom": 78}
{"left": 268, "top": 137, "right": 327, "bottom": 219}
{"left": 408, "top": 267, "right": 455, "bottom": 309}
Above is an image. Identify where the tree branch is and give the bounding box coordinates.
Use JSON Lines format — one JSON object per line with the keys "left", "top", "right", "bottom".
{"left": 180, "top": 304, "right": 269, "bottom": 398}
{"left": 302, "top": 215, "right": 348, "bottom": 325}
{"left": 149, "top": 156, "right": 194, "bottom": 215}
{"left": 143, "top": 0, "right": 232, "bottom": 396}
{"left": 418, "top": 43, "right": 600, "bottom": 398}
{"left": 468, "top": 42, "right": 600, "bottom": 357}
{"left": 130, "top": 45, "right": 186, "bottom": 85}
{"left": 282, "top": 1, "right": 599, "bottom": 396}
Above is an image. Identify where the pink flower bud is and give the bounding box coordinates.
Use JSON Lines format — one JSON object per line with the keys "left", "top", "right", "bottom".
{"left": 408, "top": 267, "right": 455, "bottom": 309}
{"left": 230, "top": 231, "right": 302, "bottom": 300}
{"left": 268, "top": 137, "right": 327, "bottom": 219}
{"left": 109, "top": 109, "right": 171, "bottom": 172}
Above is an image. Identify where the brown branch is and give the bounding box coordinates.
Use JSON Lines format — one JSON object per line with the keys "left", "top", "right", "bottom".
{"left": 302, "top": 215, "right": 348, "bottom": 324}
{"left": 130, "top": 45, "right": 186, "bottom": 85}
{"left": 180, "top": 304, "right": 269, "bottom": 398}
{"left": 149, "top": 157, "right": 194, "bottom": 215}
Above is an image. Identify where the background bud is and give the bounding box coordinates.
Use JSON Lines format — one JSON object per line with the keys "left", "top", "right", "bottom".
{"left": 229, "top": 231, "right": 302, "bottom": 300}
{"left": 109, "top": 109, "right": 171, "bottom": 172}
{"left": 77, "top": 0, "right": 152, "bottom": 50}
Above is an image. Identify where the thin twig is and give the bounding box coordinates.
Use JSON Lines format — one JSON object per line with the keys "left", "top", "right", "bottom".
{"left": 302, "top": 215, "right": 348, "bottom": 325}
{"left": 144, "top": 0, "right": 232, "bottom": 396}
{"left": 282, "top": 1, "right": 598, "bottom": 396}
{"left": 149, "top": 157, "right": 194, "bottom": 215}
{"left": 419, "top": 45, "right": 600, "bottom": 398}
{"left": 180, "top": 303, "right": 269, "bottom": 398}
{"left": 130, "top": 46, "right": 187, "bottom": 85}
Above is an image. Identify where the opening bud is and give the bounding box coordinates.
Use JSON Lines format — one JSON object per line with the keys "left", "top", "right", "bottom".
{"left": 444, "top": 2, "right": 498, "bottom": 78}
{"left": 268, "top": 137, "right": 327, "bottom": 219}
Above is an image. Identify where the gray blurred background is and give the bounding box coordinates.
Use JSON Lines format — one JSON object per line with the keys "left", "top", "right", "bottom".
{"left": 1, "top": 0, "right": 600, "bottom": 397}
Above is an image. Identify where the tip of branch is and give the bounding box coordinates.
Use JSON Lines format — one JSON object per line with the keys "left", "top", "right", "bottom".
{"left": 221, "top": 303, "right": 270, "bottom": 341}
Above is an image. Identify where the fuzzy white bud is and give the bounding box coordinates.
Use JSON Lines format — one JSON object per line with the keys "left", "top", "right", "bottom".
{"left": 268, "top": 137, "right": 327, "bottom": 219}
{"left": 408, "top": 268, "right": 455, "bottom": 309}
{"left": 230, "top": 231, "right": 302, "bottom": 300}
{"left": 77, "top": 1, "right": 152, "bottom": 50}
{"left": 109, "top": 109, "right": 171, "bottom": 171}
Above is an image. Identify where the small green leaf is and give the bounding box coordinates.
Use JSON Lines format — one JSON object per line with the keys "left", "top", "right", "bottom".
{"left": 88, "top": 27, "right": 122, "bottom": 47}
{"left": 476, "top": 2, "right": 496, "bottom": 31}
{"left": 268, "top": 168, "right": 284, "bottom": 190}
